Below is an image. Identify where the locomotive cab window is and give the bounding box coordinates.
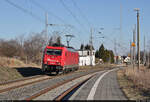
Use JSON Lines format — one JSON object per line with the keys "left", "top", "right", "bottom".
{"left": 46, "top": 49, "right": 62, "bottom": 56}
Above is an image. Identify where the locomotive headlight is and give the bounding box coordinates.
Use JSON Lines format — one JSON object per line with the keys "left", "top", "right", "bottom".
{"left": 56, "top": 62, "right": 60, "bottom": 65}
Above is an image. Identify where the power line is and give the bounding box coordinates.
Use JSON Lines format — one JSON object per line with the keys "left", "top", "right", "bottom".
{"left": 30, "top": 0, "right": 67, "bottom": 24}
{"left": 104, "top": 35, "right": 128, "bottom": 53}
{"left": 59, "top": 0, "right": 88, "bottom": 33}
{"left": 5, "top": 0, "right": 44, "bottom": 23}
{"left": 71, "top": 0, "right": 92, "bottom": 27}
{"left": 30, "top": 0, "right": 84, "bottom": 44}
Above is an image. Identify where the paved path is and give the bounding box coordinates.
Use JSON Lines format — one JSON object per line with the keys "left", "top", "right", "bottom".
{"left": 70, "top": 69, "right": 127, "bottom": 100}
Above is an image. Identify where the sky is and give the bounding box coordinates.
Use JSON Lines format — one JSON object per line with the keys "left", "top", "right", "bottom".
{"left": 0, "top": 0, "right": 150, "bottom": 55}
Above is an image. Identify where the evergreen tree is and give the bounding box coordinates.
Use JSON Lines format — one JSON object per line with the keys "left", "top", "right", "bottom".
{"left": 99, "top": 44, "right": 105, "bottom": 59}
{"left": 98, "top": 44, "right": 115, "bottom": 63}
{"left": 84, "top": 44, "right": 94, "bottom": 50}
{"left": 95, "top": 50, "right": 99, "bottom": 58}
{"left": 85, "top": 44, "right": 90, "bottom": 50}
{"left": 80, "top": 44, "right": 84, "bottom": 50}
{"left": 103, "top": 49, "right": 109, "bottom": 62}
{"left": 109, "top": 50, "right": 114, "bottom": 63}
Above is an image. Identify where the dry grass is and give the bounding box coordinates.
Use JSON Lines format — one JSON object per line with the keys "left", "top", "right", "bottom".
{"left": 0, "top": 67, "right": 23, "bottom": 83}
{"left": 79, "top": 63, "right": 117, "bottom": 70}
{"left": 117, "top": 66, "right": 150, "bottom": 100}
{"left": 0, "top": 57, "right": 41, "bottom": 83}
{"left": 0, "top": 57, "right": 40, "bottom": 68}
{"left": 0, "top": 57, "right": 25, "bottom": 67}
{"left": 125, "top": 66, "right": 150, "bottom": 91}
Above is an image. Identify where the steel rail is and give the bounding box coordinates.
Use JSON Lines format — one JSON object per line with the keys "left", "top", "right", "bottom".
{"left": 25, "top": 72, "right": 98, "bottom": 100}
{"left": 55, "top": 74, "right": 95, "bottom": 100}
{"left": 0, "top": 69, "right": 85, "bottom": 94}
{"left": 0, "top": 75, "right": 44, "bottom": 86}
{"left": 0, "top": 76, "right": 52, "bottom": 93}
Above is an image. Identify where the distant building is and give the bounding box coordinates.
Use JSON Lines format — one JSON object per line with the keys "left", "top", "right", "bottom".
{"left": 124, "top": 56, "right": 131, "bottom": 63}
{"left": 78, "top": 50, "right": 95, "bottom": 66}
{"left": 114, "top": 56, "right": 124, "bottom": 64}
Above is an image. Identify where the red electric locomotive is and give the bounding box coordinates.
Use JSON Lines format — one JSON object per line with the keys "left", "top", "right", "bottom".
{"left": 42, "top": 45, "right": 79, "bottom": 74}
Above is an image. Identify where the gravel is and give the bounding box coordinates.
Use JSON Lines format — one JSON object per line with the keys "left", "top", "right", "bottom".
{"left": 0, "top": 68, "right": 104, "bottom": 100}
{"left": 34, "top": 72, "right": 97, "bottom": 100}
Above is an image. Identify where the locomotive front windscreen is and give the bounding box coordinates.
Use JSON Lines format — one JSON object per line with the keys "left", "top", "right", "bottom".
{"left": 46, "top": 49, "right": 62, "bottom": 56}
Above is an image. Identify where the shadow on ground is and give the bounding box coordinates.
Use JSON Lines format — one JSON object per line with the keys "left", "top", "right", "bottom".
{"left": 14, "top": 67, "right": 44, "bottom": 77}
{"left": 14, "top": 67, "right": 59, "bottom": 77}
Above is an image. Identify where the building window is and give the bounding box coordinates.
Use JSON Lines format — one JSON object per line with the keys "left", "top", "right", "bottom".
{"left": 87, "top": 51, "right": 89, "bottom": 55}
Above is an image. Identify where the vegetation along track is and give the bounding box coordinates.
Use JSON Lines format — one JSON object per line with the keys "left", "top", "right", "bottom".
{"left": 25, "top": 71, "right": 99, "bottom": 100}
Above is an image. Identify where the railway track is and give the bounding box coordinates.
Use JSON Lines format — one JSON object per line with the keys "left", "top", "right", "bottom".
{"left": 54, "top": 74, "right": 95, "bottom": 100}
{"left": 0, "top": 67, "right": 114, "bottom": 100}
{"left": 0, "top": 75, "right": 44, "bottom": 86}
{"left": 25, "top": 71, "right": 101, "bottom": 100}
{"left": 0, "top": 75, "right": 52, "bottom": 93}
{"left": 0, "top": 69, "right": 87, "bottom": 94}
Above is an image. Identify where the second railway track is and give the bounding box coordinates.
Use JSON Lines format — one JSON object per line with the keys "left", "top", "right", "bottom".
{"left": 0, "top": 68, "right": 113, "bottom": 100}
{"left": 0, "top": 70, "right": 76, "bottom": 94}
{"left": 0, "top": 68, "right": 84, "bottom": 94}
{"left": 0, "top": 75, "right": 52, "bottom": 93}
{"left": 25, "top": 71, "right": 104, "bottom": 100}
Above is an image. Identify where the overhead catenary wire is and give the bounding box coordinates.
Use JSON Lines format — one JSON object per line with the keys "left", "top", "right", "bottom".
{"left": 71, "top": 0, "right": 92, "bottom": 27}
{"left": 104, "top": 36, "right": 128, "bottom": 54}
{"left": 30, "top": 0, "right": 84, "bottom": 44}
{"left": 30, "top": 0, "right": 67, "bottom": 24}
{"left": 59, "top": 0, "right": 89, "bottom": 34}
{"left": 94, "top": 34, "right": 128, "bottom": 54}
{"left": 71, "top": 0, "right": 95, "bottom": 47}
{"left": 5, "top": 0, "right": 44, "bottom": 23}
{"left": 30, "top": 0, "right": 84, "bottom": 33}
{"left": 4, "top": 0, "right": 85, "bottom": 49}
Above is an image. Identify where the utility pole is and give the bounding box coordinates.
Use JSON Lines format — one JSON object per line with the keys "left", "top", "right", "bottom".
{"left": 45, "top": 13, "right": 48, "bottom": 45}
{"left": 90, "top": 28, "right": 93, "bottom": 66}
{"left": 118, "top": 4, "right": 122, "bottom": 57}
{"left": 133, "top": 25, "right": 136, "bottom": 69}
{"left": 130, "top": 40, "right": 132, "bottom": 64}
{"left": 134, "top": 8, "right": 140, "bottom": 70}
{"left": 45, "top": 13, "right": 73, "bottom": 46}
{"left": 148, "top": 50, "right": 150, "bottom": 67}
{"left": 120, "top": 4, "right": 122, "bottom": 37}
{"left": 114, "top": 39, "right": 117, "bottom": 64}
{"left": 143, "top": 35, "right": 146, "bottom": 65}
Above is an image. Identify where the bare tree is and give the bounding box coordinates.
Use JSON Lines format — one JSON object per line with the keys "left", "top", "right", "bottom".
{"left": 0, "top": 31, "right": 48, "bottom": 65}
{"left": 0, "top": 39, "right": 20, "bottom": 57}
{"left": 23, "top": 32, "right": 47, "bottom": 64}
{"left": 48, "top": 31, "right": 63, "bottom": 46}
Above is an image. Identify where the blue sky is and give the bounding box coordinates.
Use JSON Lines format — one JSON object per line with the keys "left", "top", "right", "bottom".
{"left": 0, "top": 0, "right": 150, "bottom": 55}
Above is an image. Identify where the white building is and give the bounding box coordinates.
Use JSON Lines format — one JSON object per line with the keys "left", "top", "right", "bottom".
{"left": 124, "top": 56, "right": 131, "bottom": 63}
{"left": 78, "top": 50, "right": 95, "bottom": 66}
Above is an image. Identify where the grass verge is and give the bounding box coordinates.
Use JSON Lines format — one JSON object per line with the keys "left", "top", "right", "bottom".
{"left": 117, "top": 68, "right": 150, "bottom": 100}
